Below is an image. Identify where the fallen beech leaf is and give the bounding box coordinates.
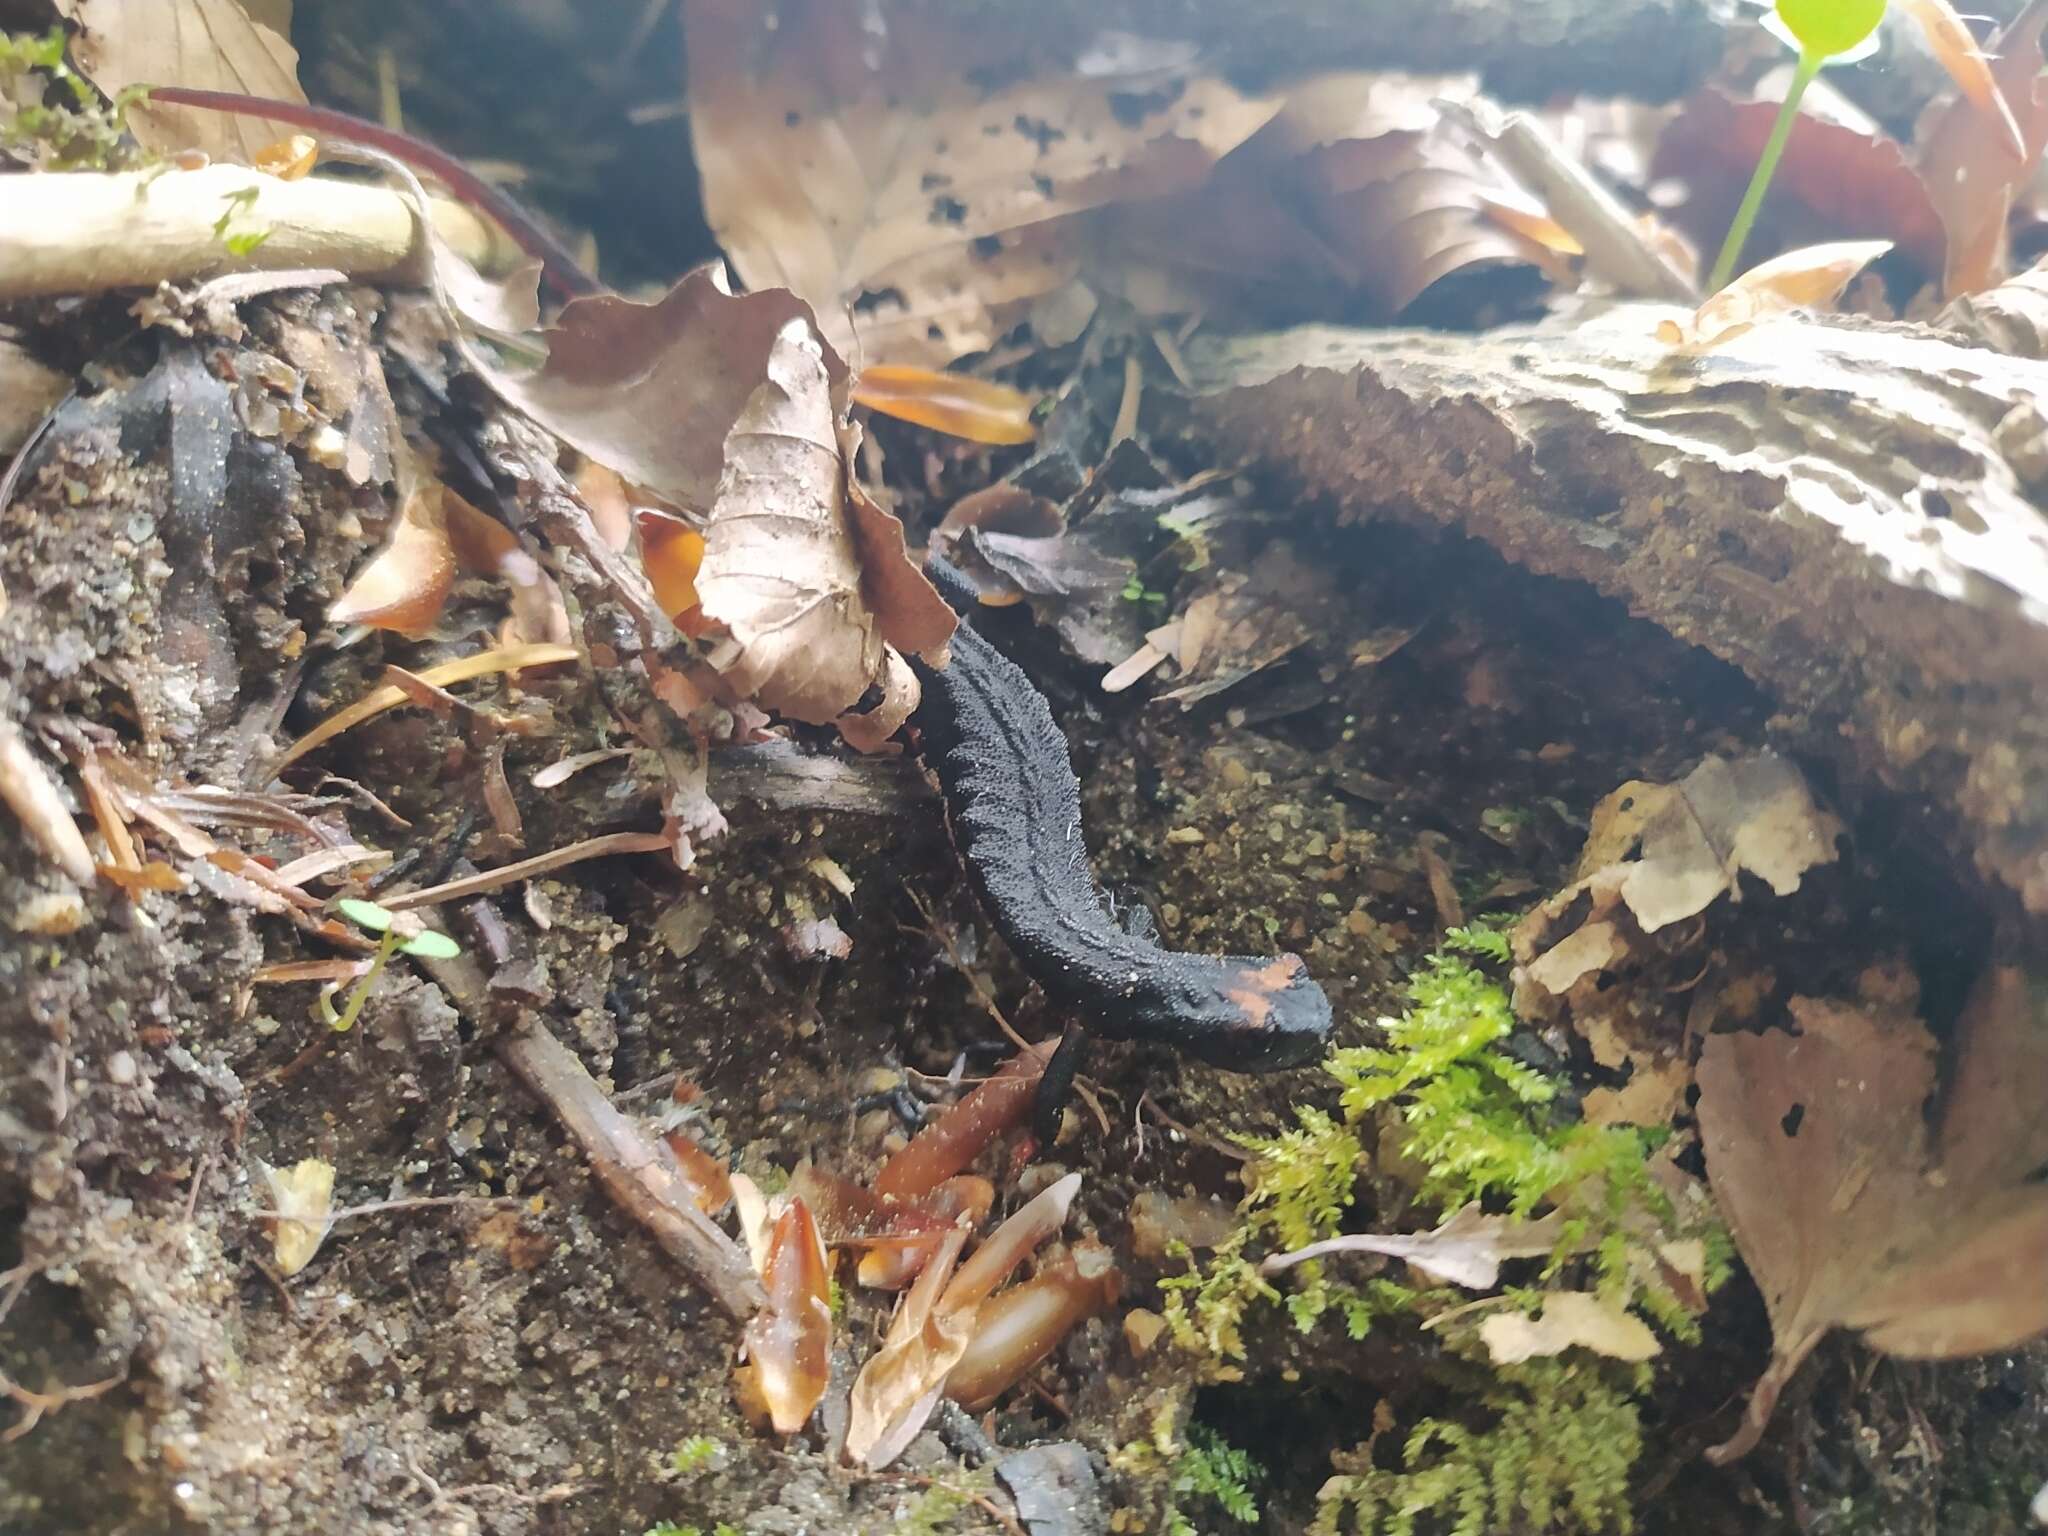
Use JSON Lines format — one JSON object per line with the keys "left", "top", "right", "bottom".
{"left": 258, "top": 1156, "right": 336, "bottom": 1276}
{"left": 742, "top": 1197, "right": 833, "bottom": 1435}
{"left": 1658, "top": 239, "right": 1893, "bottom": 347}
{"left": 1478, "top": 1291, "right": 1661, "bottom": 1365}
{"left": 842, "top": 453, "right": 957, "bottom": 660}
{"left": 682, "top": 0, "right": 1279, "bottom": 364}
{"left": 1262, "top": 1203, "right": 1566, "bottom": 1291}
{"left": 695, "top": 318, "right": 887, "bottom": 723}
{"left": 844, "top": 1228, "right": 973, "bottom": 1467}
{"left": 329, "top": 485, "right": 458, "bottom": 636}
{"left": 1895, "top": 0, "right": 2026, "bottom": 163}
{"left": 1917, "top": 0, "right": 2048, "bottom": 296}
{"left": 55, "top": 0, "right": 307, "bottom": 163}
{"left": 478, "top": 267, "right": 839, "bottom": 515}
{"left": 1696, "top": 968, "right": 2048, "bottom": 1463}
{"left": 851, "top": 365, "right": 1037, "bottom": 445}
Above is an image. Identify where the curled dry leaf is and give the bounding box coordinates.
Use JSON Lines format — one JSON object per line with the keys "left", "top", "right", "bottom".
{"left": 1916, "top": 0, "right": 2048, "bottom": 297}
{"left": 328, "top": 484, "right": 457, "bottom": 636}
{"left": 1696, "top": 968, "right": 2048, "bottom": 1463}
{"left": 1262, "top": 1203, "right": 1566, "bottom": 1291}
{"left": 851, "top": 365, "right": 1038, "bottom": 445}
{"left": 1895, "top": 0, "right": 2026, "bottom": 162}
{"left": 695, "top": 318, "right": 885, "bottom": 723}
{"left": 258, "top": 1156, "right": 336, "bottom": 1276}
{"left": 1658, "top": 240, "right": 1893, "bottom": 348}
{"left": 742, "top": 1197, "right": 833, "bottom": 1436}
{"left": 1477, "top": 1291, "right": 1661, "bottom": 1366}
{"left": 54, "top": 0, "right": 307, "bottom": 163}
{"left": 683, "top": 0, "right": 1280, "bottom": 363}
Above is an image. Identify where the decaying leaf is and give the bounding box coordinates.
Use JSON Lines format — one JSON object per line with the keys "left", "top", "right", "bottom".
{"left": 54, "top": 0, "right": 306, "bottom": 163}
{"left": 1478, "top": 1291, "right": 1661, "bottom": 1365}
{"left": 1695, "top": 967, "right": 2048, "bottom": 1462}
{"left": 1916, "top": 0, "right": 2048, "bottom": 297}
{"left": 1658, "top": 240, "right": 1893, "bottom": 348}
{"left": 683, "top": 0, "right": 1280, "bottom": 363}
{"left": 845, "top": 1172, "right": 1082, "bottom": 1467}
{"left": 1653, "top": 89, "right": 1943, "bottom": 279}
{"left": 1582, "top": 753, "right": 1840, "bottom": 935}
{"left": 694, "top": 318, "right": 886, "bottom": 723}
{"left": 1894, "top": 0, "right": 2026, "bottom": 163}
{"left": 257, "top": 1155, "right": 335, "bottom": 1276}
{"left": 741, "top": 1197, "right": 833, "bottom": 1436}
{"left": 1262, "top": 1203, "right": 1566, "bottom": 1291}
{"left": 328, "top": 483, "right": 457, "bottom": 636}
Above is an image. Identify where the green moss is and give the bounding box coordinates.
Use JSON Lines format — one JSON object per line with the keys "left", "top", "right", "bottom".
{"left": 669, "top": 1435, "right": 724, "bottom": 1477}
{"left": 1313, "top": 1360, "right": 1645, "bottom": 1536}
{"left": 1158, "top": 924, "right": 1727, "bottom": 1533}
{"left": 1171, "top": 1423, "right": 1264, "bottom": 1528}
{"left": 0, "top": 28, "right": 148, "bottom": 171}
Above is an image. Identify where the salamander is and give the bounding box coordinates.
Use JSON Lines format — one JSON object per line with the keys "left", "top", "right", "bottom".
{"left": 908, "top": 555, "right": 1333, "bottom": 1072}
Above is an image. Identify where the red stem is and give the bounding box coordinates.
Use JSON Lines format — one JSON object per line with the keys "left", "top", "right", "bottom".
{"left": 145, "top": 86, "right": 602, "bottom": 299}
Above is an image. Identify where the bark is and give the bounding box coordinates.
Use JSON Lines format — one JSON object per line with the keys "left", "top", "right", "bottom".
{"left": 1184, "top": 299, "right": 2048, "bottom": 916}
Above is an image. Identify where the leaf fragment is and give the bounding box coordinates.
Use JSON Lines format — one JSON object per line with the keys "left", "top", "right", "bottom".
{"left": 1477, "top": 1291, "right": 1661, "bottom": 1365}
{"left": 1696, "top": 968, "right": 2048, "bottom": 1462}
{"left": 1658, "top": 239, "right": 1892, "bottom": 347}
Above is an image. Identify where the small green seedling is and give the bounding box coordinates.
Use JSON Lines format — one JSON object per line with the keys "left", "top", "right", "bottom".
{"left": 1706, "top": 0, "right": 1887, "bottom": 293}
{"left": 321, "top": 898, "right": 459, "bottom": 1032}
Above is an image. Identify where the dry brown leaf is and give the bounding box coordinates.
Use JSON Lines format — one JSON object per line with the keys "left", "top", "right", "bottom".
{"left": 480, "top": 267, "right": 839, "bottom": 516}
{"left": 55, "top": 0, "right": 306, "bottom": 163}
{"left": 1658, "top": 240, "right": 1893, "bottom": 348}
{"left": 328, "top": 484, "right": 457, "bottom": 636}
{"left": 1918, "top": 0, "right": 2048, "bottom": 296}
{"left": 695, "top": 318, "right": 886, "bottom": 724}
{"left": 1573, "top": 753, "right": 1842, "bottom": 933}
{"left": 1696, "top": 967, "right": 2048, "bottom": 1463}
{"left": 258, "top": 1156, "right": 335, "bottom": 1276}
{"left": 682, "top": 0, "right": 1280, "bottom": 364}
{"left": 843, "top": 1228, "right": 974, "bottom": 1467}
{"left": 1262, "top": 1204, "right": 1566, "bottom": 1291}
{"left": 1653, "top": 89, "right": 1943, "bottom": 279}
{"left": 1896, "top": 0, "right": 2027, "bottom": 162}
{"left": 834, "top": 648, "right": 919, "bottom": 755}
{"left": 1477, "top": 1291, "right": 1661, "bottom": 1365}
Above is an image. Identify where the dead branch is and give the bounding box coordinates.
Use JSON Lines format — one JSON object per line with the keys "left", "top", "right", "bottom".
{"left": 0, "top": 165, "right": 530, "bottom": 302}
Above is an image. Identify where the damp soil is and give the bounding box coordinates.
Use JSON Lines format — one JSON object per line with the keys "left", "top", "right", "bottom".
{"left": 0, "top": 276, "right": 2040, "bottom": 1536}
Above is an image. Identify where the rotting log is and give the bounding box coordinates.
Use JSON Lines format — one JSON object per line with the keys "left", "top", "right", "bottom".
{"left": 1184, "top": 301, "right": 2048, "bottom": 914}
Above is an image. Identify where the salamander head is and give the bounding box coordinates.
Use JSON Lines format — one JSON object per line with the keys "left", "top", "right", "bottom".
{"left": 1176, "top": 953, "right": 1334, "bottom": 1071}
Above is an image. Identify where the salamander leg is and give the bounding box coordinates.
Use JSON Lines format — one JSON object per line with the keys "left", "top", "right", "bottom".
{"left": 1032, "top": 1019, "right": 1090, "bottom": 1145}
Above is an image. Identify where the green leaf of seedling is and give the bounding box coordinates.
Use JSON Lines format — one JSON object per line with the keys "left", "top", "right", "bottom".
{"left": 397, "top": 930, "right": 460, "bottom": 960}
{"left": 1774, "top": 0, "right": 1887, "bottom": 57}
{"left": 336, "top": 898, "right": 394, "bottom": 933}
{"left": 223, "top": 229, "right": 272, "bottom": 257}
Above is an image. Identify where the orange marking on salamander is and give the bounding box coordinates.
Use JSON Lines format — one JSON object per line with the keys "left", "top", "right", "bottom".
{"left": 1222, "top": 955, "right": 1305, "bottom": 1029}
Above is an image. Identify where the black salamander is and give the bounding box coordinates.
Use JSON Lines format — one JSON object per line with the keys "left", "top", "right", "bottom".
{"left": 908, "top": 555, "right": 1333, "bottom": 1074}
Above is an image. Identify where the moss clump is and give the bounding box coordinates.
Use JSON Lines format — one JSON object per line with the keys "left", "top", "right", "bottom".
{"left": 1313, "top": 1359, "right": 1645, "bottom": 1536}
{"left": 1158, "top": 924, "right": 1727, "bottom": 1534}
{"left": 0, "top": 28, "right": 148, "bottom": 171}
{"left": 1169, "top": 1423, "right": 1264, "bottom": 1531}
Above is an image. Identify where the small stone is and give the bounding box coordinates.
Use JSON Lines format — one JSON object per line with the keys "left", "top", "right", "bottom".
{"left": 107, "top": 1050, "right": 138, "bottom": 1086}
{"left": 1166, "top": 826, "right": 1204, "bottom": 845}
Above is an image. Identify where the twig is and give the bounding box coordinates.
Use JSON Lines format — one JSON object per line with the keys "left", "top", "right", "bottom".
{"left": 904, "top": 886, "right": 1034, "bottom": 1055}
{"left": 493, "top": 1013, "right": 763, "bottom": 1320}
{"left": 0, "top": 165, "right": 530, "bottom": 303}
{"left": 377, "top": 831, "right": 670, "bottom": 911}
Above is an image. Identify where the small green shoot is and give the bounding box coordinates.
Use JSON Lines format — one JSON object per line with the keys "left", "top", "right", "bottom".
{"left": 670, "top": 1435, "right": 723, "bottom": 1477}
{"left": 1705, "top": 0, "right": 1887, "bottom": 292}
{"left": 212, "top": 185, "right": 273, "bottom": 258}
{"left": 1122, "top": 571, "right": 1168, "bottom": 607}
{"left": 322, "top": 899, "right": 459, "bottom": 1032}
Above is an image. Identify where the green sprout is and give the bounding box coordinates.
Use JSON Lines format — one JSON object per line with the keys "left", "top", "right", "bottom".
{"left": 211, "top": 185, "right": 273, "bottom": 258}
{"left": 321, "top": 898, "right": 459, "bottom": 1032}
{"left": 1706, "top": 0, "right": 1886, "bottom": 292}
